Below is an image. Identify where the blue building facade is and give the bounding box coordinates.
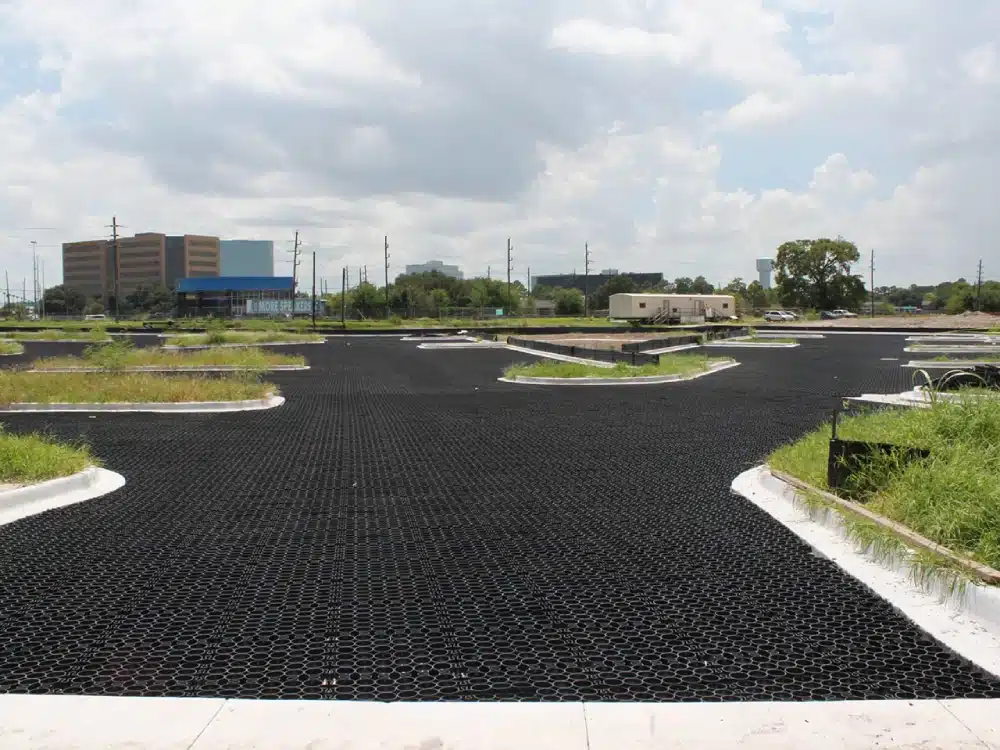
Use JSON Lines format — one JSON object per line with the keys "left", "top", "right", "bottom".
{"left": 220, "top": 240, "right": 274, "bottom": 277}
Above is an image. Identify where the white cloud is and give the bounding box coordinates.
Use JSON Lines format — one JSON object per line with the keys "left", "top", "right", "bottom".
{"left": 0, "top": 0, "right": 998, "bottom": 293}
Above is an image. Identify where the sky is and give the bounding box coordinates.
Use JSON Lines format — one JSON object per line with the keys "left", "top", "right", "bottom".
{"left": 1, "top": 0, "right": 998, "bottom": 294}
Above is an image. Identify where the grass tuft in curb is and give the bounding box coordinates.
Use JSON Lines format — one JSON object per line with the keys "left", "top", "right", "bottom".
{"left": 0, "top": 426, "right": 96, "bottom": 484}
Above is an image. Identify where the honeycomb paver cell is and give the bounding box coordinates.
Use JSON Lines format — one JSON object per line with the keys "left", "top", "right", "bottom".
{"left": 0, "top": 336, "right": 998, "bottom": 701}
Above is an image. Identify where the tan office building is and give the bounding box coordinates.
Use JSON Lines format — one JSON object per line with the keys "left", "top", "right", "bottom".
{"left": 62, "top": 233, "right": 220, "bottom": 303}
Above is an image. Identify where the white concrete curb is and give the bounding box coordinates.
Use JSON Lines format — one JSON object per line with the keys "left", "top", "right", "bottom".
{"left": 704, "top": 339, "right": 799, "bottom": 348}
{"left": 0, "top": 338, "right": 108, "bottom": 343}
{"left": 502, "top": 344, "right": 617, "bottom": 368}
{"left": 903, "top": 360, "right": 998, "bottom": 369}
{"left": 417, "top": 342, "right": 505, "bottom": 349}
{"left": 0, "top": 394, "right": 285, "bottom": 413}
{"left": 26, "top": 365, "right": 310, "bottom": 373}
{"left": 754, "top": 332, "right": 825, "bottom": 339}
{"left": 0, "top": 466, "right": 126, "bottom": 527}
{"left": 732, "top": 465, "right": 1000, "bottom": 679}
{"left": 161, "top": 340, "right": 324, "bottom": 350}
{"left": 402, "top": 335, "right": 477, "bottom": 342}
{"left": 848, "top": 388, "right": 998, "bottom": 408}
{"left": 905, "top": 346, "right": 1000, "bottom": 354}
{"left": 499, "top": 360, "right": 739, "bottom": 386}
{"left": 641, "top": 343, "right": 703, "bottom": 354}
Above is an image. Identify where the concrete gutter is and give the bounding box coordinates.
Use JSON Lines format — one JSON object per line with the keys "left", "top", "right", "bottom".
{"left": 731, "top": 465, "right": 1000, "bottom": 679}
{"left": 0, "top": 393, "right": 285, "bottom": 414}
{"left": 499, "top": 359, "right": 739, "bottom": 386}
{"left": 0, "top": 466, "right": 126, "bottom": 527}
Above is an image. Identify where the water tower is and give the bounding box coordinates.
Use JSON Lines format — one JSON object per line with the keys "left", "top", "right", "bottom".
{"left": 756, "top": 258, "right": 774, "bottom": 290}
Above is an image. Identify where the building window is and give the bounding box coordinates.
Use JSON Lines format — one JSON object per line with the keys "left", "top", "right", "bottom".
{"left": 638, "top": 302, "right": 646, "bottom": 309}
{"left": 672, "top": 307, "right": 678, "bottom": 313}
{"left": 722, "top": 303, "right": 729, "bottom": 309}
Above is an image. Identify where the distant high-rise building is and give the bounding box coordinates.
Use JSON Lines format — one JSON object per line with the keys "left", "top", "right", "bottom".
{"left": 756, "top": 258, "right": 774, "bottom": 290}
{"left": 405, "top": 260, "right": 464, "bottom": 279}
{"left": 62, "top": 233, "right": 220, "bottom": 304}
{"left": 220, "top": 240, "right": 275, "bottom": 277}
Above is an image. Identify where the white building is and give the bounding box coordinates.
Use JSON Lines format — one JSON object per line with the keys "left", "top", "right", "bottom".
{"left": 221, "top": 240, "right": 275, "bottom": 277}
{"left": 404, "top": 260, "right": 464, "bottom": 279}
{"left": 756, "top": 258, "right": 774, "bottom": 289}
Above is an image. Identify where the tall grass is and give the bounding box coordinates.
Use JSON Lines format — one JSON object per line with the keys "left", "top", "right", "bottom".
{"left": 770, "top": 398, "right": 1000, "bottom": 570}
{"left": 504, "top": 353, "right": 728, "bottom": 380}
{"left": 0, "top": 341, "right": 24, "bottom": 355}
{"left": 0, "top": 426, "right": 95, "bottom": 483}
{"left": 0, "top": 371, "right": 277, "bottom": 404}
{"left": 33, "top": 341, "right": 305, "bottom": 370}
{"left": 1, "top": 328, "right": 110, "bottom": 341}
{"left": 165, "top": 331, "right": 324, "bottom": 346}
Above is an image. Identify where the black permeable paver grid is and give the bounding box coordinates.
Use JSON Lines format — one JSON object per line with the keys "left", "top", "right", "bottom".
{"left": 0, "top": 335, "right": 997, "bottom": 701}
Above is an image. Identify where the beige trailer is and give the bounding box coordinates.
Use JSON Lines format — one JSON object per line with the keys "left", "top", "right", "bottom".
{"left": 609, "top": 293, "right": 737, "bottom": 323}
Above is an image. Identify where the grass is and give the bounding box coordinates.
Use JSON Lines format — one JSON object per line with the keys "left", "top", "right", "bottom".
{"left": 503, "top": 353, "right": 728, "bottom": 380}
{"left": 0, "top": 371, "right": 277, "bottom": 405}
{"left": 931, "top": 354, "right": 1000, "bottom": 362}
{"left": 1, "top": 328, "right": 110, "bottom": 341}
{"left": 33, "top": 341, "right": 305, "bottom": 370}
{"left": 744, "top": 328, "right": 798, "bottom": 344}
{"left": 769, "top": 397, "right": 1000, "bottom": 572}
{"left": 0, "top": 426, "right": 95, "bottom": 484}
{"left": 0, "top": 341, "right": 24, "bottom": 355}
{"left": 164, "top": 331, "right": 324, "bottom": 346}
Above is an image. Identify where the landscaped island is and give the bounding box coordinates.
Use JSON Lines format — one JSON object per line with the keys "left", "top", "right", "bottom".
{"left": 0, "top": 427, "right": 95, "bottom": 484}
{"left": 33, "top": 343, "right": 306, "bottom": 371}
{"left": 0, "top": 371, "right": 278, "bottom": 406}
{"left": 1, "top": 329, "right": 110, "bottom": 342}
{"left": 769, "top": 398, "right": 1000, "bottom": 571}
{"left": 504, "top": 353, "right": 731, "bottom": 381}
{"left": 0, "top": 341, "right": 24, "bottom": 355}
{"left": 164, "top": 331, "right": 324, "bottom": 347}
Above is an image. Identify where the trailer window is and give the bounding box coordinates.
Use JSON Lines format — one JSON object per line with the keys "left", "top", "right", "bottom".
{"left": 722, "top": 303, "right": 729, "bottom": 309}
{"left": 672, "top": 307, "right": 678, "bottom": 313}
{"left": 638, "top": 302, "right": 646, "bottom": 309}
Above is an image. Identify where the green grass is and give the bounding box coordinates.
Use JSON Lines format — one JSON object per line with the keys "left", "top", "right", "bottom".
{"left": 744, "top": 329, "right": 797, "bottom": 344}
{"left": 503, "top": 353, "right": 728, "bottom": 380}
{"left": 0, "top": 371, "right": 277, "bottom": 405}
{"left": 33, "top": 342, "right": 305, "bottom": 370}
{"left": 931, "top": 354, "right": 1000, "bottom": 362}
{"left": 1, "top": 328, "right": 110, "bottom": 341}
{"left": 0, "top": 341, "right": 24, "bottom": 355}
{"left": 769, "top": 398, "right": 1000, "bottom": 571}
{"left": 0, "top": 426, "right": 95, "bottom": 484}
{"left": 164, "top": 331, "right": 324, "bottom": 346}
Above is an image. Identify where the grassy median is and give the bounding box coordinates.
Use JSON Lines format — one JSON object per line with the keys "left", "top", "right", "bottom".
{"left": 164, "top": 330, "right": 324, "bottom": 346}
{"left": 0, "top": 371, "right": 277, "bottom": 405}
{"left": 0, "top": 341, "right": 24, "bottom": 355}
{"left": 1, "top": 328, "right": 110, "bottom": 342}
{"left": 0, "top": 427, "right": 95, "bottom": 483}
{"left": 504, "top": 353, "right": 727, "bottom": 380}
{"left": 769, "top": 398, "right": 1000, "bottom": 571}
{"left": 33, "top": 342, "right": 305, "bottom": 370}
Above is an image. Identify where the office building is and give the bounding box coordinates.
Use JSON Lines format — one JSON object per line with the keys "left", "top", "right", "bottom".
{"left": 62, "top": 233, "right": 220, "bottom": 303}
{"left": 531, "top": 271, "right": 663, "bottom": 295}
{"left": 756, "top": 258, "right": 774, "bottom": 290}
{"left": 220, "top": 240, "right": 274, "bottom": 277}
{"left": 404, "top": 260, "right": 464, "bottom": 279}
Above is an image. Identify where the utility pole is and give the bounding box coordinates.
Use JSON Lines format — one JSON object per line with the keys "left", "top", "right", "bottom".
{"left": 527, "top": 266, "right": 531, "bottom": 294}
{"left": 487, "top": 265, "right": 490, "bottom": 281}
{"left": 584, "top": 242, "right": 592, "bottom": 317}
{"left": 384, "top": 235, "right": 390, "bottom": 315}
{"left": 40, "top": 260, "right": 45, "bottom": 319}
{"left": 976, "top": 259, "right": 984, "bottom": 312}
{"left": 106, "top": 216, "right": 121, "bottom": 319}
{"left": 869, "top": 249, "right": 875, "bottom": 318}
{"left": 364, "top": 265, "right": 367, "bottom": 284}
{"left": 311, "top": 251, "right": 317, "bottom": 329}
{"left": 341, "top": 266, "right": 347, "bottom": 327}
{"left": 30, "top": 240, "right": 38, "bottom": 316}
{"left": 4, "top": 270, "right": 9, "bottom": 308}
{"left": 506, "top": 237, "right": 513, "bottom": 314}
{"left": 291, "top": 231, "right": 301, "bottom": 299}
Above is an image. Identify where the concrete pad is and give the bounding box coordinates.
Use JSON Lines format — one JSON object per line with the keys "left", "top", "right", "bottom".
{"left": 0, "top": 694, "right": 225, "bottom": 750}
{"left": 940, "top": 699, "right": 1000, "bottom": 749}
{"left": 189, "top": 701, "right": 588, "bottom": 750}
{"left": 584, "top": 700, "right": 989, "bottom": 750}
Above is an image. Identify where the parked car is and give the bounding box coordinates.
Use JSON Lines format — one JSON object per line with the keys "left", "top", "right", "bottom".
{"left": 831, "top": 309, "right": 858, "bottom": 318}
{"left": 762, "top": 310, "right": 796, "bottom": 322}
{"left": 821, "top": 310, "right": 844, "bottom": 319}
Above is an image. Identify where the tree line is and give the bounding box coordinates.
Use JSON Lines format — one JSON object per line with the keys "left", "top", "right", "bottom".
{"left": 6, "top": 237, "right": 997, "bottom": 319}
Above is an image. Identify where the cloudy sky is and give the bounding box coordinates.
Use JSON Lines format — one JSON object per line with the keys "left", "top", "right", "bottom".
{"left": 1, "top": 0, "right": 997, "bottom": 294}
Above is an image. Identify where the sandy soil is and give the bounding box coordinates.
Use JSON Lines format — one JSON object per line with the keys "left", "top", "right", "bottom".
{"left": 786, "top": 313, "right": 1000, "bottom": 329}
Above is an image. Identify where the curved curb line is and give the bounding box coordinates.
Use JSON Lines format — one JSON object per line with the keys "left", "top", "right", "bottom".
{"left": 417, "top": 342, "right": 504, "bottom": 350}
{"left": 0, "top": 338, "right": 109, "bottom": 344}
{"left": 754, "top": 332, "right": 825, "bottom": 339}
{"left": 502, "top": 344, "right": 616, "bottom": 368}
{"left": 905, "top": 346, "right": 1000, "bottom": 354}
{"left": 498, "top": 360, "right": 740, "bottom": 386}
{"left": 903, "top": 360, "right": 997, "bottom": 369}
{"left": 0, "top": 394, "right": 285, "bottom": 414}
{"left": 401, "top": 335, "right": 476, "bottom": 342}
{"left": 731, "top": 465, "right": 1000, "bottom": 679}
{"left": 25, "top": 366, "right": 310, "bottom": 373}
{"left": 0, "top": 467, "right": 126, "bottom": 528}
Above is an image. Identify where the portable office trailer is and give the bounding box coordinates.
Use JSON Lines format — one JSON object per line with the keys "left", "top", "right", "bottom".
{"left": 609, "top": 293, "right": 737, "bottom": 323}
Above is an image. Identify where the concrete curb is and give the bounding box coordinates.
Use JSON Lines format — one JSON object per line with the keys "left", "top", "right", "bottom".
{"left": 903, "top": 360, "right": 999, "bottom": 369}
{"left": 642, "top": 343, "right": 703, "bottom": 355}
{"left": 401, "top": 335, "right": 477, "bottom": 342}
{"left": 847, "top": 388, "right": 998, "bottom": 408}
{"left": 417, "top": 342, "right": 504, "bottom": 349}
{"left": 0, "top": 393, "right": 285, "bottom": 414}
{"left": 503, "top": 344, "right": 617, "bottom": 368}
{"left": 754, "top": 332, "right": 825, "bottom": 339}
{"left": 26, "top": 366, "right": 310, "bottom": 373}
{"left": 704, "top": 340, "right": 799, "bottom": 348}
{"left": 161, "top": 340, "right": 324, "bottom": 350}
{"left": 731, "top": 465, "right": 1000, "bottom": 679}
{"left": 499, "top": 360, "right": 739, "bottom": 386}
{"left": 0, "top": 467, "right": 126, "bottom": 527}
{"left": 0, "top": 338, "right": 108, "bottom": 343}
{"left": 905, "top": 346, "right": 1000, "bottom": 354}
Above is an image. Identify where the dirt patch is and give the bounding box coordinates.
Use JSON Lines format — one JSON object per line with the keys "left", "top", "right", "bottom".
{"left": 515, "top": 333, "right": 661, "bottom": 351}
{"left": 794, "top": 313, "right": 1000, "bottom": 329}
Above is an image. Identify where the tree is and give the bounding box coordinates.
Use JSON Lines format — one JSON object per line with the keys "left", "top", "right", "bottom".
{"left": 745, "top": 281, "right": 769, "bottom": 310}
{"left": 774, "top": 237, "right": 866, "bottom": 310}
{"left": 674, "top": 277, "right": 694, "bottom": 293}
{"left": 352, "top": 282, "right": 385, "bottom": 317}
{"left": 692, "top": 276, "right": 714, "bottom": 294}
{"left": 43, "top": 285, "right": 87, "bottom": 315}
{"left": 590, "top": 274, "right": 637, "bottom": 310}
{"left": 83, "top": 300, "right": 105, "bottom": 315}
{"left": 430, "top": 288, "right": 450, "bottom": 311}
{"left": 553, "top": 288, "right": 584, "bottom": 315}
{"left": 126, "top": 284, "right": 173, "bottom": 314}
